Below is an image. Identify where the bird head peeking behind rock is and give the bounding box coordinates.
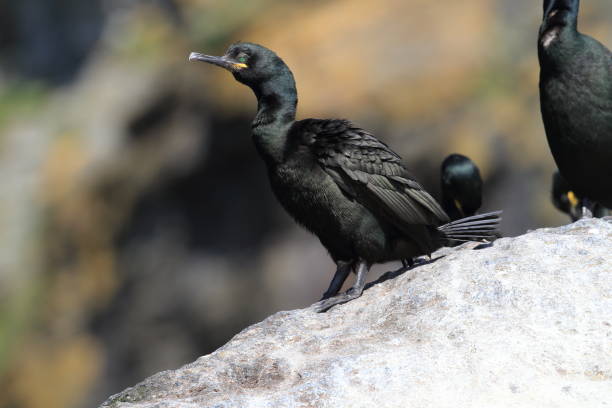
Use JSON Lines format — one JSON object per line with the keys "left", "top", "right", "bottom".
{"left": 189, "top": 42, "right": 296, "bottom": 91}
{"left": 440, "top": 154, "right": 483, "bottom": 221}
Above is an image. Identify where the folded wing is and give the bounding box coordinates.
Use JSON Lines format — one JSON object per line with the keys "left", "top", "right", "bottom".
{"left": 298, "top": 119, "right": 450, "bottom": 230}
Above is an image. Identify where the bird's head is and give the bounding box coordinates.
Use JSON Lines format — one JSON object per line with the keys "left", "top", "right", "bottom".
{"left": 189, "top": 42, "right": 292, "bottom": 89}
{"left": 440, "top": 154, "right": 483, "bottom": 218}
{"left": 540, "top": 0, "right": 580, "bottom": 48}
{"left": 543, "top": 0, "right": 579, "bottom": 24}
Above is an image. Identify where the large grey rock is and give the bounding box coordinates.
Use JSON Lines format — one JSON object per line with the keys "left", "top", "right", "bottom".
{"left": 101, "top": 219, "right": 612, "bottom": 408}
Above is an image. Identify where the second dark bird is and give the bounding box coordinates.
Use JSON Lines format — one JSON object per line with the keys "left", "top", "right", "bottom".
{"left": 440, "top": 154, "right": 483, "bottom": 221}
{"left": 189, "top": 43, "right": 501, "bottom": 312}
{"left": 538, "top": 0, "right": 612, "bottom": 212}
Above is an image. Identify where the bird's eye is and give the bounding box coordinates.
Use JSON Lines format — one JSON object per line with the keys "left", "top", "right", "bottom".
{"left": 238, "top": 55, "right": 248, "bottom": 63}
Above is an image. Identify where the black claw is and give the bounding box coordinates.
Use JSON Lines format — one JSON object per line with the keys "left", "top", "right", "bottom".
{"left": 312, "top": 290, "right": 362, "bottom": 313}
{"left": 319, "top": 262, "right": 352, "bottom": 300}
{"left": 312, "top": 261, "right": 369, "bottom": 312}
{"left": 401, "top": 258, "right": 414, "bottom": 269}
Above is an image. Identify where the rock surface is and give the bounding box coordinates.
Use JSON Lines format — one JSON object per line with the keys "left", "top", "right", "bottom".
{"left": 101, "top": 219, "right": 612, "bottom": 408}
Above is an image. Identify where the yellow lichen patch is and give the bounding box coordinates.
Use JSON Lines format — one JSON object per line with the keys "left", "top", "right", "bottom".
{"left": 39, "top": 132, "right": 88, "bottom": 206}
{"left": 6, "top": 335, "right": 103, "bottom": 408}
{"left": 18, "top": 131, "right": 120, "bottom": 408}
{"left": 40, "top": 132, "right": 119, "bottom": 315}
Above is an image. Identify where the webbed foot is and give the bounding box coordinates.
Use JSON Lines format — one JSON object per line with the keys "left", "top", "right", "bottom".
{"left": 312, "top": 261, "right": 369, "bottom": 313}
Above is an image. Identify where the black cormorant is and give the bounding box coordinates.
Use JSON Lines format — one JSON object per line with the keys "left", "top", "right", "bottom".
{"left": 189, "top": 43, "right": 501, "bottom": 312}
{"left": 440, "top": 154, "right": 483, "bottom": 221}
{"left": 539, "top": 0, "right": 612, "bottom": 213}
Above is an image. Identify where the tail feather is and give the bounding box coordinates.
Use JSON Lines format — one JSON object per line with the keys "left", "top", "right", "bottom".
{"left": 438, "top": 211, "right": 502, "bottom": 243}
{"left": 440, "top": 238, "right": 486, "bottom": 243}
{"left": 441, "top": 219, "right": 500, "bottom": 229}
{"left": 442, "top": 234, "right": 497, "bottom": 240}
{"left": 440, "top": 225, "right": 498, "bottom": 232}
{"left": 440, "top": 211, "right": 502, "bottom": 227}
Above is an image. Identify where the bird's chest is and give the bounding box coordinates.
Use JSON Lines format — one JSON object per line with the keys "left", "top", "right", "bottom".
{"left": 267, "top": 159, "right": 358, "bottom": 235}
{"left": 541, "top": 67, "right": 611, "bottom": 148}
{"left": 270, "top": 162, "right": 337, "bottom": 217}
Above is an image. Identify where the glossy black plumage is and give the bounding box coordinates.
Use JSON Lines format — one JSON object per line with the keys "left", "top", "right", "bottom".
{"left": 538, "top": 0, "right": 612, "bottom": 210}
{"left": 189, "top": 43, "right": 501, "bottom": 312}
{"left": 440, "top": 154, "right": 483, "bottom": 221}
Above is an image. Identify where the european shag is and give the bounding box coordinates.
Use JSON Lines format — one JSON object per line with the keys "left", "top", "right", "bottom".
{"left": 552, "top": 170, "right": 610, "bottom": 221}
{"left": 189, "top": 43, "right": 501, "bottom": 312}
{"left": 440, "top": 154, "right": 483, "bottom": 221}
{"left": 539, "top": 0, "right": 612, "bottom": 213}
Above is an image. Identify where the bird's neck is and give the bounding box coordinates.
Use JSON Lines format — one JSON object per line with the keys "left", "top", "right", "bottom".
{"left": 251, "top": 76, "right": 298, "bottom": 165}
{"left": 539, "top": 28, "right": 583, "bottom": 74}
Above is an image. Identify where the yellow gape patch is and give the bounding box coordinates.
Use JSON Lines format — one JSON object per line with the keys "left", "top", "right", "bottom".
{"left": 233, "top": 63, "right": 248, "bottom": 70}
{"left": 454, "top": 199, "right": 465, "bottom": 216}
{"left": 567, "top": 191, "right": 580, "bottom": 208}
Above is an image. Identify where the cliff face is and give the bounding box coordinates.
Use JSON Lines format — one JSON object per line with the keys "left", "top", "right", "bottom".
{"left": 101, "top": 218, "right": 612, "bottom": 408}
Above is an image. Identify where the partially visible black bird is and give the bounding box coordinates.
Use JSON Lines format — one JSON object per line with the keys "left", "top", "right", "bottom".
{"left": 189, "top": 43, "right": 501, "bottom": 312}
{"left": 539, "top": 0, "right": 612, "bottom": 212}
{"left": 440, "top": 154, "right": 483, "bottom": 221}
{"left": 552, "top": 170, "right": 610, "bottom": 221}
{"left": 552, "top": 170, "right": 582, "bottom": 221}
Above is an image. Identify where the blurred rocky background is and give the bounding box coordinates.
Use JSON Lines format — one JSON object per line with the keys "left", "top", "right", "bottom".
{"left": 0, "top": 1, "right": 610, "bottom": 407}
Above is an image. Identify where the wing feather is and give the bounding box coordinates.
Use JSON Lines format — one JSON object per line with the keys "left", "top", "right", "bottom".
{"left": 297, "top": 119, "right": 450, "bottom": 227}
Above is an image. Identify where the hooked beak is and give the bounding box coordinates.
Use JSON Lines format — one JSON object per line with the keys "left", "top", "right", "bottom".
{"left": 188, "top": 52, "right": 247, "bottom": 71}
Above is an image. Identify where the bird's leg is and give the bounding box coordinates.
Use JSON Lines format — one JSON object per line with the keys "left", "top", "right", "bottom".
{"left": 312, "top": 261, "right": 369, "bottom": 313}
{"left": 401, "top": 258, "right": 414, "bottom": 269}
{"left": 320, "top": 261, "right": 352, "bottom": 300}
